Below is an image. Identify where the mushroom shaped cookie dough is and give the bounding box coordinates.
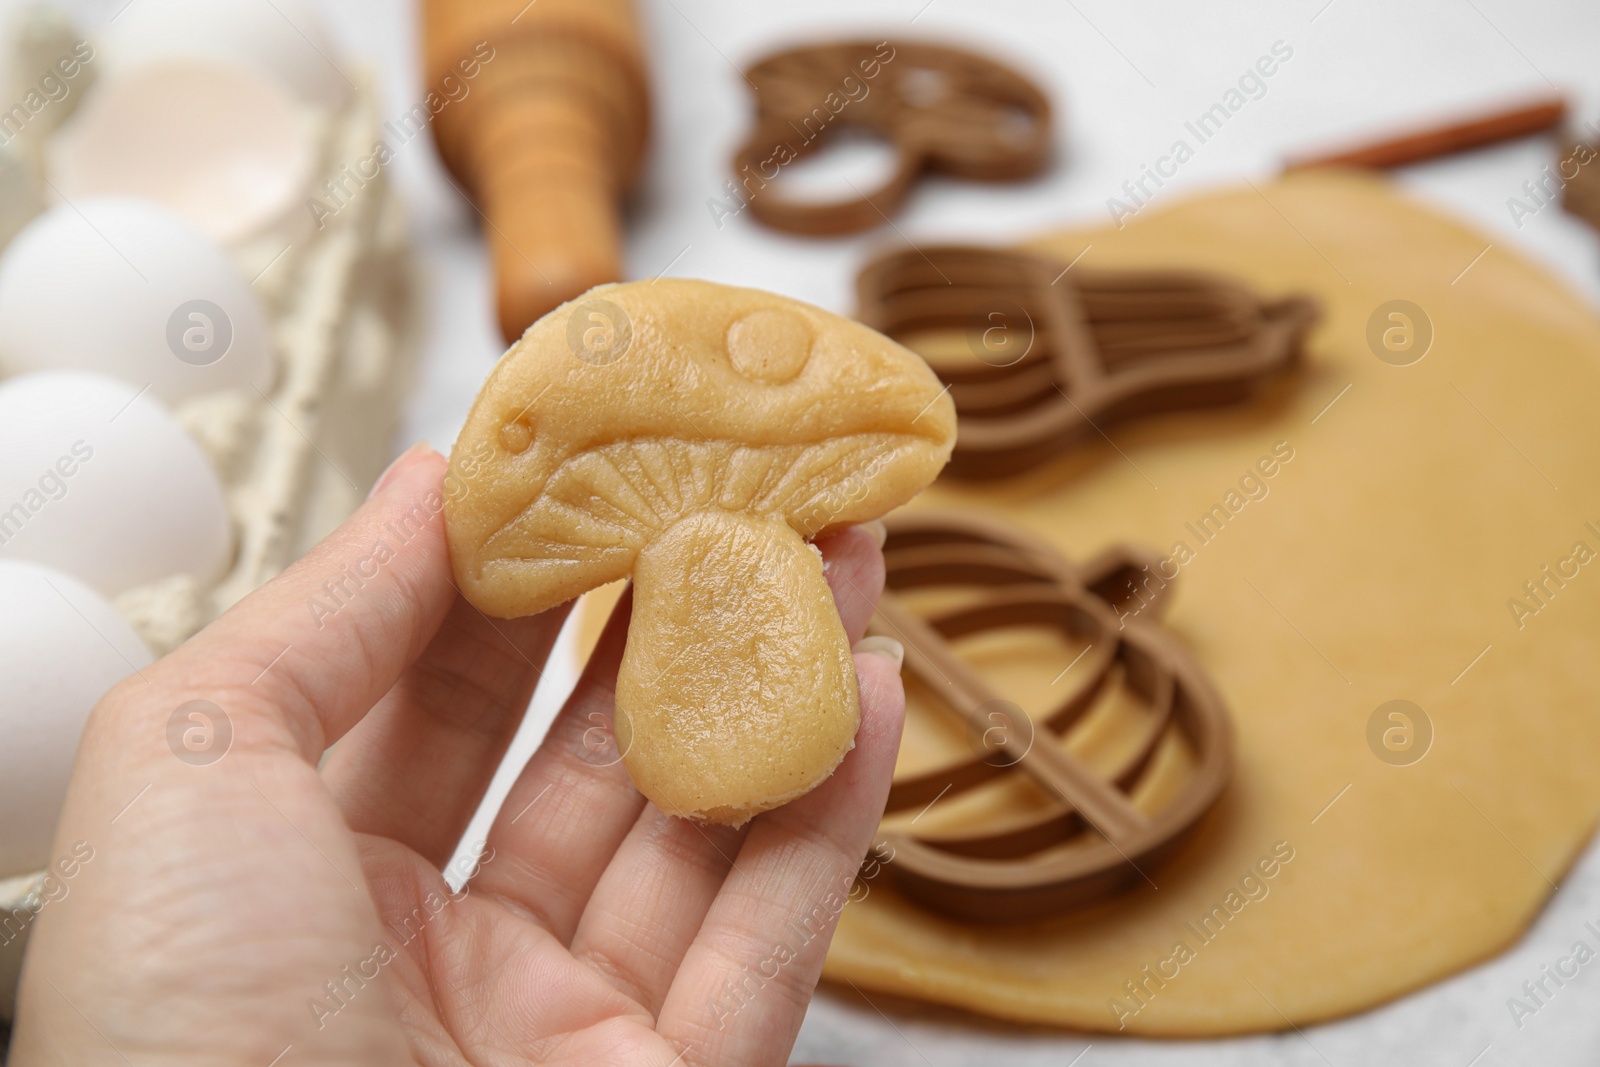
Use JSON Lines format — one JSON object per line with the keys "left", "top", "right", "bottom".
{"left": 446, "top": 279, "right": 957, "bottom": 823}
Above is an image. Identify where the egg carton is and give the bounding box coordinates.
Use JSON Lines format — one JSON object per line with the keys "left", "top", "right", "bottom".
{"left": 0, "top": 5, "right": 79, "bottom": 244}
{"left": 0, "top": 47, "right": 419, "bottom": 1022}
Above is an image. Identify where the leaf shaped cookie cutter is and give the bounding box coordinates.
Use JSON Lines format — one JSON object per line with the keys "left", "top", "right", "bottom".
{"left": 866, "top": 511, "right": 1234, "bottom": 923}
{"left": 733, "top": 41, "right": 1052, "bottom": 235}
{"left": 856, "top": 245, "right": 1322, "bottom": 478}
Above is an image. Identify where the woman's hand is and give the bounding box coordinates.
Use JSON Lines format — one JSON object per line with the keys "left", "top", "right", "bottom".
{"left": 10, "top": 444, "right": 905, "bottom": 1066}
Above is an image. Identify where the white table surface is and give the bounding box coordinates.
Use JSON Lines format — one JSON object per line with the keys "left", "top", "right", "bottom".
{"left": 27, "top": 0, "right": 1600, "bottom": 1063}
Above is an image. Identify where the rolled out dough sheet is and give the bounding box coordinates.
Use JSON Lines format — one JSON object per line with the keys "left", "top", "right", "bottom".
{"left": 821, "top": 170, "right": 1600, "bottom": 1035}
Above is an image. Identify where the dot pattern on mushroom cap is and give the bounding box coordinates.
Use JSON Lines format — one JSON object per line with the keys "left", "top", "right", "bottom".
{"left": 726, "top": 306, "right": 814, "bottom": 383}
{"left": 499, "top": 418, "right": 534, "bottom": 454}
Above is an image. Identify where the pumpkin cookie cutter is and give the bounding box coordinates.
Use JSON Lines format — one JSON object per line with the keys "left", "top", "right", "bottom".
{"left": 733, "top": 41, "right": 1051, "bottom": 235}
{"left": 856, "top": 245, "right": 1321, "bottom": 478}
{"left": 865, "top": 511, "right": 1234, "bottom": 923}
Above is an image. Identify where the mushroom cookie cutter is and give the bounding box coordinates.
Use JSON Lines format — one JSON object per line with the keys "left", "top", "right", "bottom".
{"left": 865, "top": 511, "right": 1234, "bottom": 923}
{"left": 732, "top": 41, "right": 1051, "bottom": 235}
{"left": 856, "top": 245, "right": 1322, "bottom": 478}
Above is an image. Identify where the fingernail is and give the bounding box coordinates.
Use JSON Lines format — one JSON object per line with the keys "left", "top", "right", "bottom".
{"left": 853, "top": 635, "right": 904, "bottom": 671}
{"left": 368, "top": 441, "right": 433, "bottom": 500}
{"left": 858, "top": 520, "right": 888, "bottom": 548}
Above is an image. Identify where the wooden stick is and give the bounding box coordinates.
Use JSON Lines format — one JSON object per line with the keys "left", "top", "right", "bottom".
{"left": 1284, "top": 95, "right": 1567, "bottom": 172}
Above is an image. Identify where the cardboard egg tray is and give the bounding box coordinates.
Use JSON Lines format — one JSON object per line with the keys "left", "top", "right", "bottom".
{"left": 0, "top": 60, "right": 418, "bottom": 1021}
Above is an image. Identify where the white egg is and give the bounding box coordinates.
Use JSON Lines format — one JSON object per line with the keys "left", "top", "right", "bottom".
{"left": 0, "top": 559, "right": 153, "bottom": 879}
{"left": 102, "top": 0, "right": 349, "bottom": 108}
{"left": 48, "top": 62, "right": 317, "bottom": 245}
{"left": 0, "top": 371, "right": 234, "bottom": 597}
{"left": 0, "top": 198, "right": 275, "bottom": 403}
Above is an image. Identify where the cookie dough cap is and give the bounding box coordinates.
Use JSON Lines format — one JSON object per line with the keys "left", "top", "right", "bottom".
{"left": 447, "top": 279, "right": 956, "bottom": 821}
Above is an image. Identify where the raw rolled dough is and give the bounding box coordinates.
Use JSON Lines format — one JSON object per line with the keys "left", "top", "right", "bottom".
{"left": 821, "top": 170, "right": 1600, "bottom": 1035}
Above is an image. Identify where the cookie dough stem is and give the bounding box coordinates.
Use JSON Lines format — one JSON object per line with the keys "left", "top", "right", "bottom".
{"left": 616, "top": 510, "right": 861, "bottom": 824}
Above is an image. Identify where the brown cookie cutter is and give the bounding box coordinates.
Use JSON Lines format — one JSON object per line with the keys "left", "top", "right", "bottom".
{"left": 856, "top": 245, "right": 1321, "bottom": 478}
{"left": 1562, "top": 135, "right": 1600, "bottom": 235}
{"left": 733, "top": 41, "right": 1051, "bottom": 235}
{"left": 865, "top": 511, "right": 1234, "bottom": 923}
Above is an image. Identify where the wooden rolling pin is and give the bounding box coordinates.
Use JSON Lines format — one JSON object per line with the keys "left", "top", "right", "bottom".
{"left": 423, "top": 0, "right": 650, "bottom": 343}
